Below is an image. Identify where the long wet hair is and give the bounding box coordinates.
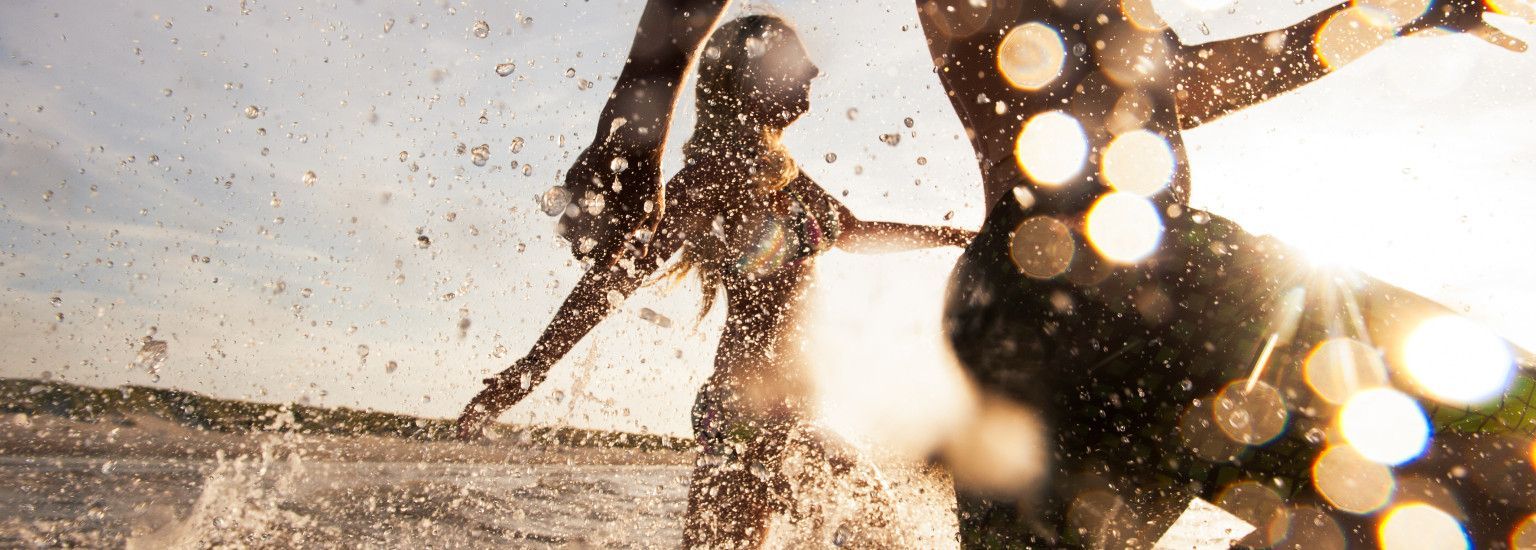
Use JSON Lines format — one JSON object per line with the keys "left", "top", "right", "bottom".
{"left": 657, "top": 15, "right": 807, "bottom": 319}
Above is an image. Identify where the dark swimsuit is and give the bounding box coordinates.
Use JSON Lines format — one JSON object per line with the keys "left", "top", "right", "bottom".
{"left": 692, "top": 189, "right": 841, "bottom": 458}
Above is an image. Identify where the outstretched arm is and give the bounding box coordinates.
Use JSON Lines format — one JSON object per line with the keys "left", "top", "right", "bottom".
{"left": 838, "top": 220, "right": 975, "bottom": 253}
{"left": 1174, "top": 0, "right": 1528, "bottom": 128}
{"left": 559, "top": 0, "right": 731, "bottom": 264}
{"left": 789, "top": 173, "right": 974, "bottom": 254}
{"left": 456, "top": 213, "right": 692, "bottom": 438}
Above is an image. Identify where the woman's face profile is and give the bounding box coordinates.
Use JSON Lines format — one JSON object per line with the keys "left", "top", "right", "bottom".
{"left": 744, "top": 30, "right": 819, "bottom": 125}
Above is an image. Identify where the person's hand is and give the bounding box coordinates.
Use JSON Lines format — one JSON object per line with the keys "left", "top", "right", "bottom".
{"left": 1403, "top": 0, "right": 1529, "bottom": 52}
{"left": 556, "top": 135, "right": 666, "bottom": 263}
{"left": 453, "top": 358, "right": 543, "bottom": 441}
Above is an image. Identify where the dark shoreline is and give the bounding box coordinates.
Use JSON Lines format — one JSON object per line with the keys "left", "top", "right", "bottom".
{"left": 0, "top": 378, "right": 694, "bottom": 465}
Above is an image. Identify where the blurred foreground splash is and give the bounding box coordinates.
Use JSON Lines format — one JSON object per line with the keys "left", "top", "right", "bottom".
{"left": 0, "top": 382, "right": 957, "bottom": 548}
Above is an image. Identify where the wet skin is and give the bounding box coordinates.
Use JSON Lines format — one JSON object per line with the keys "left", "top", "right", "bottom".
{"left": 459, "top": 19, "right": 972, "bottom": 549}
{"left": 521, "top": 0, "right": 1534, "bottom": 547}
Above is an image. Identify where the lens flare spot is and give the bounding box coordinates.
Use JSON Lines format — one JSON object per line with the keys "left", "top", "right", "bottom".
{"left": 1106, "top": 90, "right": 1154, "bottom": 136}
{"left": 1512, "top": 514, "right": 1536, "bottom": 549}
{"left": 1403, "top": 315, "right": 1514, "bottom": 405}
{"left": 1312, "top": 445, "right": 1395, "bottom": 514}
{"left": 1489, "top": 0, "right": 1536, "bottom": 20}
{"left": 1276, "top": 506, "right": 1345, "bottom": 549}
{"left": 1304, "top": 338, "right": 1389, "bottom": 404}
{"left": 1010, "top": 216, "right": 1075, "bottom": 279}
{"left": 1314, "top": 6, "right": 1395, "bottom": 71}
{"left": 1120, "top": 0, "right": 1168, "bottom": 31}
{"left": 1085, "top": 192, "right": 1163, "bottom": 263}
{"left": 997, "top": 22, "right": 1066, "bottom": 91}
{"left": 1180, "top": 398, "right": 1245, "bottom": 463}
{"left": 1179, "top": 0, "right": 1236, "bottom": 10}
{"left": 1340, "top": 388, "right": 1429, "bottom": 465}
{"left": 1095, "top": 25, "right": 1172, "bottom": 88}
{"left": 1212, "top": 380, "right": 1288, "bottom": 445}
{"left": 1359, "top": 0, "right": 1432, "bottom": 26}
{"left": 1215, "top": 481, "right": 1288, "bottom": 547}
{"left": 1379, "top": 503, "right": 1469, "bottom": 550}
{"left": 1014, "top": 111, "right": 1088, "bottom": 186}
{"left": 1101, "top": 129, "right": 1174, "bottom": 196}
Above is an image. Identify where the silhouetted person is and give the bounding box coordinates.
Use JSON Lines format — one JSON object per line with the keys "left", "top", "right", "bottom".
{"left": 458, "top": 15, "right": 972, "bottom": 548}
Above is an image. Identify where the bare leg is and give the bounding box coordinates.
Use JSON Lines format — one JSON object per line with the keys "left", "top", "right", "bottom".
{"left": 684, "top": 461, "right": 778, "bottom": 549}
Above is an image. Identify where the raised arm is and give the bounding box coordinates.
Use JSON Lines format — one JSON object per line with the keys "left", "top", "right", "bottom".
{"left": 789, "top": 173, "right": 974, "bottom": 254}
{"left": 1174, "top": 0, "right": 1528, "bottom": 128}
{"left": 558, "top": 0, "right": 731, "bottom": 265}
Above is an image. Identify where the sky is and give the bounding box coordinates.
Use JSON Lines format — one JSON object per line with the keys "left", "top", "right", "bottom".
{"left": 1, "top": 0, "right": 1533, "bottom": 437}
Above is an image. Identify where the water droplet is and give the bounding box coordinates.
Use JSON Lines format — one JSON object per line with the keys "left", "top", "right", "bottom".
{"left": 846, "top": 108, "right": 859, "bottom": 120}
{"left": 509, "top": 137, "right": 524, "bottom": 153}
{"left": 539, "top": 186, "right": 572, "bottom": 217}
{"left": 879, "top": 133, "right": 901, "bottom": 146}
{"left": 824, "top": 152, "right": 837, "bottom": 163}
{"left": 134, "top": 336, "right": 169, "bottom": 376}
{"left": 1227, "top": 409, "right": 1251, "bottom": 429}
{"left": 471, "top": 144, "right": 490, "bottom": 167}
{"left": 494, "top": 62, "right": 515, "bottom": 77}
{"left": 744, "top": 37, "right": 767, "bottom": 58}
{"left": 302, "top": 170, "right": 317, "bottom": 186}
{"left": 917, "top": 156, "right": 928, "bottom": 165}
{"left": 386, "top": 360, "right": 399, "bottom": 373}
{"left": 472, "top": 20, "right": 490, "bottom": 39}
{"left": 610, "top": 156, "right": 629, "bottom": 173}
{"left": 300, "top": 288, "right": 313, "bottom": 298}
{"left": 903, "top": 117, "right": 915, "bottom": 128}
{"left": 638, "top": 308, "right": 674, "bottom": 328}
{"left": 416, "top": 235, "right": 431, "bottom": 248}
{"left": 564, "top": 67, "right": 576, "bottom": 78}
{"left": 244, "top": 105, "right": 261, "bottom": 119}
{"left": 834, "top": 524, "right": 851, "bottom": 546}
{"left": 399, "top": 150, "right": 409, "bottom": 162}
{"left": 1304, "top": 427, "right": 1326, "bottom": 445}
{"left": 582, "top": 191, "right": 606, "bottom": 215}
{"left": 161, "top": 88, "right": 173, "bottom": 97}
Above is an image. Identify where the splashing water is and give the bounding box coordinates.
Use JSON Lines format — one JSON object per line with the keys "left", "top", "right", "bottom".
{"left": 134, "top": 337, "right": 169, "bottom": 381}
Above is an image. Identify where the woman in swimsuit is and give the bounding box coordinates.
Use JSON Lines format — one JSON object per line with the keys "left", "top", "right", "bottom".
{"left": 454, "top": 15, "right": 973, "bottom": 547}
